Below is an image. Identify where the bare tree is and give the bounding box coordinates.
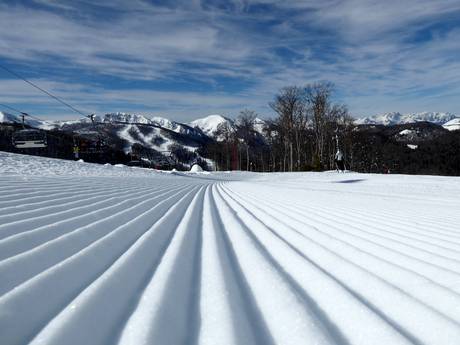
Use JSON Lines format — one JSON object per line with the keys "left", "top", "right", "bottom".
{"left": 204, "top": 81, "right": 351, "bottom": 173}
{"left": 305, "top": 82, "right": 353, "bottom": 169}
{"left": 270, "top": 86, "right": 307, "bottom": 171}
{"left": 236, "top": 109, "right": 257, "bottom": 171}
{"left": 306, "top": 82, "right": 334, "bottom": 168}
{"left": 215, "top": 121, "right": 235, "bottom": 170}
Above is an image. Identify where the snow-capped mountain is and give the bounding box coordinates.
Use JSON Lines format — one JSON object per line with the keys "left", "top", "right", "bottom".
{"left": 104, "top": 113, "right": 203, "bottom": 137}
{"left": 253, "top": 117, "right": 266, "bottom": 134}
{"left": 57, "top": 113, "right": 210, "bottom": 155}
{"left": 103, "top": 112, "right": 151, "bottom": 124}
{"left": 189, "top": 114, "right": 234, "bottom": 137}
{"left": 151, "top": 116, "right": 176, "bottom": 130}
{"left": 189, "top": 114, "right": 267, "bottom": 140}
{"left": 355, "top": 112, "right": 458, "bottom": 126}
{"left": 442, "top": 118, "right": 460, "bottom": 131}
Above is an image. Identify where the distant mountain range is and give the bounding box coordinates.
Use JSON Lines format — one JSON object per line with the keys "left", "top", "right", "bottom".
{"left": 0, "top": 112, "right": 211, "bottom": 166}
{"left": 354, "top": 112, "right": 458, "bottom": 130}
{"left": 2, "top": 110, "right": 459, "bottom": 156}
{"left": 0, "top": 111, "right": 267, "bottom": 165}
{"left": 189, "top": 111, "right": 459, "bottom": 133}
{"left": 0, "top": 111, "right": 265, "bottom": 136}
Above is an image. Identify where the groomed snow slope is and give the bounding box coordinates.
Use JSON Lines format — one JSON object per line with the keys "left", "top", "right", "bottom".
{"left": 1, "top": 152, "right": 460, "bottom": 345}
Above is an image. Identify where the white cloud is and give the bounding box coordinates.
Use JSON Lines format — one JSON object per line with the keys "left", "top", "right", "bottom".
{"left": 0, "top": 0, "right": 458, "bottom": 120}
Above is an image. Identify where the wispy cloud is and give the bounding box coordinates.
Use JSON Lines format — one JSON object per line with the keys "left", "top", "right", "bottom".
{"left": 0, "top": 0, "right": 459, "bottom": 120}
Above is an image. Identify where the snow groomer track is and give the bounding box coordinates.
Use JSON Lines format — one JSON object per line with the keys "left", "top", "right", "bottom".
{"left": 1, "top": 152, "right": 460, "bottom": 345}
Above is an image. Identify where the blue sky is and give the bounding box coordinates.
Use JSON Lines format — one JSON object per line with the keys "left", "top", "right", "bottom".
{"left": 0, "top": 0, "right": 460, "bottom": 122}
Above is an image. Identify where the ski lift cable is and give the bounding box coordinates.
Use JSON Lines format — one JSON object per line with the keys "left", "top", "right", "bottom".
{"left": 0, "top": 64, "right": 89, "bottom": 117}
{"left": 0, "top": 102, "right": 90, "bottom": 126}
{"left": 0, "top": 102, "right": 26, "bottom": 115}
{"left": 0, "top": 102, "right": 56, "bottom": 125}
{"left": 0, "top": 102, "right": 46, "bottom": 124}
{"left": 0, "top": 101, "right": 101, "bottom": 149}
{"left": 0, "top": 102, "right": 69, "bottom": 142}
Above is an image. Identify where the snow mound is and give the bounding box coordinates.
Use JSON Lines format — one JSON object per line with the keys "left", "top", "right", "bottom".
{"left": 190, "top": 164, "right": 203, "bottom": 172}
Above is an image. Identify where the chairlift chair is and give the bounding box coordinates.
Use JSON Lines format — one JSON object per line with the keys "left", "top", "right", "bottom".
{"left": 12, "top": 129, "right": 47, "bottom": 149}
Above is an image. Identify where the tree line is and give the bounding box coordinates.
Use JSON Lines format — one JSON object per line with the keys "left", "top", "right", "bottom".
{"left": 203, "top": 82, "right": 354, "bottom": 172}
{"left": 202, "top": 81, "right": 460, "bottom": 176}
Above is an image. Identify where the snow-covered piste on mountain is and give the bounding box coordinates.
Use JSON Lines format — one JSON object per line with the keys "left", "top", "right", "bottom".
{"left": 1, "top": 151, "right": 460, "bottom": 345}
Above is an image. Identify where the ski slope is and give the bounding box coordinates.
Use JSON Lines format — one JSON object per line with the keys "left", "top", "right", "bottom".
{"left": 1, "top": 152, "right": 460, "bottom": 345}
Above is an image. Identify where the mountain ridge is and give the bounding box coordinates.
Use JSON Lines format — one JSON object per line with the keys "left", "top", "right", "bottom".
{"left": 355, "top": 111, "right": 458, "bottom": 126}
{"left": 2, "top": 110, "right": 459, "bottom": 145}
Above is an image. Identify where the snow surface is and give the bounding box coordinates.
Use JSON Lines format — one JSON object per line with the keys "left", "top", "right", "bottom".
{"left": 190, "top": 163, "right": 204, "bottom": 172}
{"left": 118, "top": 124, "right": 198, "bottom": 154}
{"left": 1, "top": 151, "right": 460, "bottom": 345}
{"left": 399, "top": 129, "right": 414, "bottom": 136}
{"left": 443, "top": 118, "right": 460, "bottom": 131}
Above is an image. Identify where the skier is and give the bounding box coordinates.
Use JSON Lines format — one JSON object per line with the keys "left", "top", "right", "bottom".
{"left": 335, "top": 149, "right": 345, "bottom": 172}
{"left": 73, "top": 144, "right": 79, "bottom": 160}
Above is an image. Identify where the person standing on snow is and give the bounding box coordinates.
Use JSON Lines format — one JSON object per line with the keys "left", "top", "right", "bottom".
{"left": 335, "top": 149, "right": 345, "bottom": 172}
